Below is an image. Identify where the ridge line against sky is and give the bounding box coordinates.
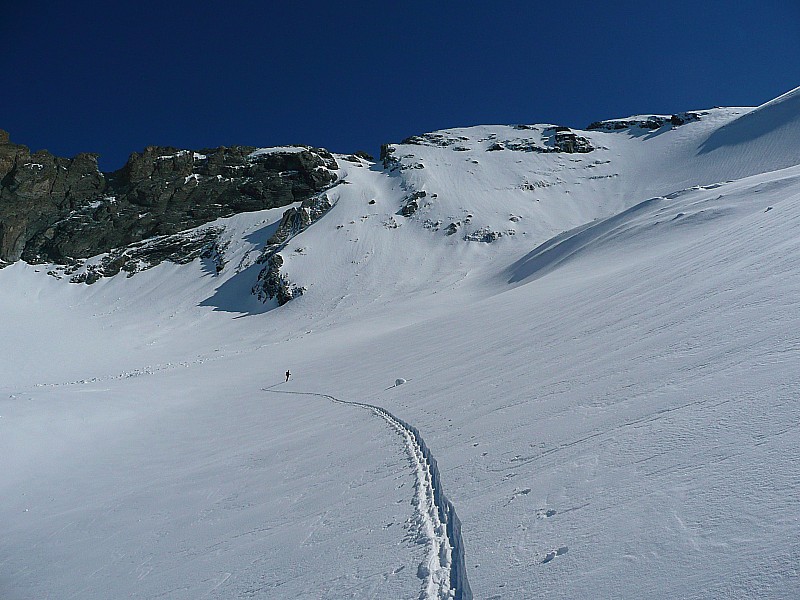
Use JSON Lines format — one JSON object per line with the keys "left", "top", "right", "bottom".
{"left": 3, "top": 0, "right": 800, "bottom": 170}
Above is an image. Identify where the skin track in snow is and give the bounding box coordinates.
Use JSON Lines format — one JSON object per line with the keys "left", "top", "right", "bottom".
{"left": 265, "top": 385, "right": 472, "bottom": 600}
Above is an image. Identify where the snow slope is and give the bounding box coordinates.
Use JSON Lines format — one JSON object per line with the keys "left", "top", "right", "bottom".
{"left": 699, "top": 85, "right": 800, "bottom": 173}
{"left": 2, "top": 86, "right": 800, "bottom": 599}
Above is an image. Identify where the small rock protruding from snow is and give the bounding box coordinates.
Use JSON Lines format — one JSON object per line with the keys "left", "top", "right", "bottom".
{"left": 398, "top": 191, "right": 427, "bottom": 217}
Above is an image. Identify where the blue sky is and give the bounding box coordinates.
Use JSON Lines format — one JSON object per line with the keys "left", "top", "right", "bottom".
{"left": 3, "top": 1, "right": 799, "bottom": 170}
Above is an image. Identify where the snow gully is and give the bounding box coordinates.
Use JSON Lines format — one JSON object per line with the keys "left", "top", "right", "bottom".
{"left": 266, "top": 388, "right": 472, "bottom": 600}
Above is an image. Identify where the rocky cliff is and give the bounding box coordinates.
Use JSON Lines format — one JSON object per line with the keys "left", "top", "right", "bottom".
{"left": 0, "top": 130, "right": 338, "bottom": 269}
{"left": 252, "top": 190, "right": 338, "bottom": 305}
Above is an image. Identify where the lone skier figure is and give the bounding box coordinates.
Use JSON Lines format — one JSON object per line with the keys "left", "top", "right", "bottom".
{"left": 285, "top": 369, "right": 291, "bottom": 383}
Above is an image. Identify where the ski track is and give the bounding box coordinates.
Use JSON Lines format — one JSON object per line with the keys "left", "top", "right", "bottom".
{"left": 266, "top": 386, "right": 472, "bottom": 600}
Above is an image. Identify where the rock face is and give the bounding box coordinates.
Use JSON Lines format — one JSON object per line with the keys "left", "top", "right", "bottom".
{"left": 398, "top": 191, "right": 427, "bottom": 217}
{"left": 0, "top": 130, "right": 338, "bottom": 266}
{"left": 393, "top": 126, "right": 595, "bottom": 157}
{"left": 0, "top": 133, "right": 105, "bottom": 263}
{"left": 252, "top": 191, "right": 337, "bottom": 305}
{"left": 61, "top": 227, "right": 226, "bottom": 284}
{"left": 252, "top": 253, "right": 304, "bottom": 306}
{"left": 587, "top": 112, "right": 704, "bottom": 131}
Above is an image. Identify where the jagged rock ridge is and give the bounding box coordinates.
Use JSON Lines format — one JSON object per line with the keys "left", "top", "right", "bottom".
{"left": 0, "top": 130, "right": 338, "bottom": 268}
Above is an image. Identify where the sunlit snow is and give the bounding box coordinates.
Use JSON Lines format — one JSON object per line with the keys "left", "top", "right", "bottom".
{"left": 3, "top": 87, "right": 800, "bottom": 599}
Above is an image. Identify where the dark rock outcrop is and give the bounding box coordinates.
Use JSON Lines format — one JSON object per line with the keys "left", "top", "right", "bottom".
{"left": 253, "top": 253, "right": 305, "bottom": 306}
{"left": 587, "top": 116, "right": 669, "bottom": 131}
{"left": 400, "top": 132, "right": 470, "bottom": 148}
{"left": 476, "top": 127, "right": 595, "bottom": 154}
{"left": 463, "top": 227, "right": 514, "bottom": 243}
{"left": 383, "top": 125, "right": 596, "bottom": 161}
{"left": 63, "top": 227, "right": 225, "bottom": 284}
{"left": 398, "top": 190, "right": 427, "bottom": 217}
{"left": 587, "top": 112, "right": 704, "bottom": 131}
{"left": 0, "top": 131, "right": 338, "bottom": 267}
{"left": 380, "top": 144, "right": 397, "bottom": 169}
{"left": 341, "top": 151, "right": 374, "bottom": 165}
{"left": 0, "top": 131, "right": 106, "bottom": 262}
{"left": 265, "top": 192, "right": 335, "bottom": 247}
{"left": 252, "top": 191, "right": 337, "bottom": 304}
{"left": 669, "top": 111, "right": 703, "bottom": 127}
{"left": 552, "top": 127, "right": 594, "bottom": 153}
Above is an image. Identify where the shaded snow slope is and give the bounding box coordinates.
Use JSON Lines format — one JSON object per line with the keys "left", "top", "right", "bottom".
{"left": 699, "top": 85, "right": 800, "bottom": 168}
{"left": 3, "top": 87, "right": 800, "bottom": 599}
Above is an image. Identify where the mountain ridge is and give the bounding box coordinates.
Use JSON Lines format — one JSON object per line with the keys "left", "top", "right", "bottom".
{"left": 5, "top": 86, "right": 799, "bottom": 307}
{"left": 0, "top": 132, "right": 338, "bottom": 267}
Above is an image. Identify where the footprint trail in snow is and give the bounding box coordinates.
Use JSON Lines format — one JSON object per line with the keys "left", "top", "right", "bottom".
{"left": 265, "top": 386, "right": 472, "bottom": 600}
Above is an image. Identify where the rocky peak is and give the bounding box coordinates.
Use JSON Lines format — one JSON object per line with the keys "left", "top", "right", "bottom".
{"left": 0, "top": 133, "right": 339, "bottom": 268}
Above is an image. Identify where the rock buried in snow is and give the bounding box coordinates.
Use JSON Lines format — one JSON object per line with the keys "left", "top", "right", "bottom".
{"left": 395, "top": 378, "right": 407, "bottom": 387}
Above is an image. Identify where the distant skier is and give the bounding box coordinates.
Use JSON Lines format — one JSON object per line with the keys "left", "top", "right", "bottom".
{"left": 285, "top": 369, "right": 291, "bottom": 382}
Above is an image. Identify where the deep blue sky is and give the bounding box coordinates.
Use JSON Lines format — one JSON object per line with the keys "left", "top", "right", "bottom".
{"left": 2, "top": 1, "right": 799, "bottom": 171}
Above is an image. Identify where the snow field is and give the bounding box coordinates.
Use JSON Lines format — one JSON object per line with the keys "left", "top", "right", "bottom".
{"left": 265, "top": 387, "right": 471, "bottom": 600}
{"left": 2, "top": 359, "right": 429, "bottom": 599}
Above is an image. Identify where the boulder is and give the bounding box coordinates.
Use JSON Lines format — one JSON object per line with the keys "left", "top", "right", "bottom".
{"left": 552, "top": 128, "right": 594, "bottom": 153}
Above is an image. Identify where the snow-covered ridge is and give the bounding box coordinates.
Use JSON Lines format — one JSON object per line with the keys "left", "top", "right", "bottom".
{"left": 699, "top": 85, "right": 800, "bottom": 162}
{"left": 256, "top": 88, "right": 800, "bottom": 311}
{"left": 390, "top": 123, "right": 595, "bottom": 156}
{"left": 151, "top": 146, "right": 321, "bottom": 161}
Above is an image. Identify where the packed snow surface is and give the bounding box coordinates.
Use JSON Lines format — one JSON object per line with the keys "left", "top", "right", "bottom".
{"left": 3, "top": 86, "right": 800, "bottom": 599}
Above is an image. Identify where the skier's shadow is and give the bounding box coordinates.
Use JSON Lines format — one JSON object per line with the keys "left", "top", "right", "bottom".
{"left": 262, "top": 381, "right": 287, "bottom": 391}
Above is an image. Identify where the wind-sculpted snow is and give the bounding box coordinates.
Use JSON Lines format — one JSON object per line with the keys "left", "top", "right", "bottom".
{"left": 700, "top": 85, "right": 800, "bottom": 158}
{"left": 507, "top": 169, "right": 800, "bottom": 286}
{"left": 266, "top": 387, "right": 472, "bottom": 600}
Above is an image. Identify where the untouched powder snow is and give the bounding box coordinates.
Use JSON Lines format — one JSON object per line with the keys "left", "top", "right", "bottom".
{"left": 2, "top": 87, "right": 800, "bottom": 599}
